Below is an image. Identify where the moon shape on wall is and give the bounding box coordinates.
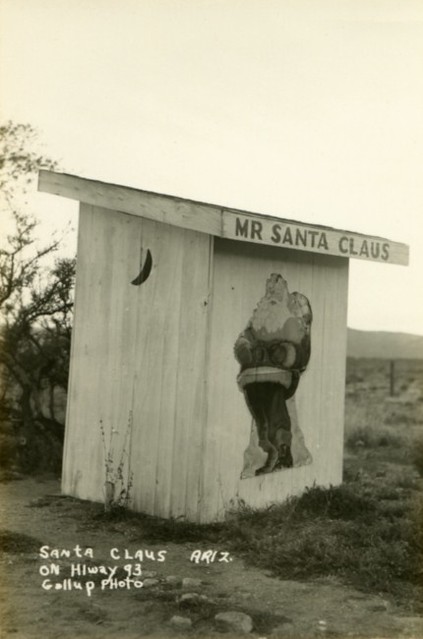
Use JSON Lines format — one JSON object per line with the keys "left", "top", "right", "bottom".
{"left": 131, "top": 249, "right": 153, "bottom": 286}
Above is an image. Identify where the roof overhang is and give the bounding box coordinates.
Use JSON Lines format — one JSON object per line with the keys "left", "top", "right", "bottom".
{"left": 38, "top": 170, "right": 409, "bottom": 266}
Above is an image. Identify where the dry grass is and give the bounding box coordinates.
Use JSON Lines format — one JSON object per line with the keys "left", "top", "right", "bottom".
{"left": 93, "top": 358, "right": 423, "bottom": 608}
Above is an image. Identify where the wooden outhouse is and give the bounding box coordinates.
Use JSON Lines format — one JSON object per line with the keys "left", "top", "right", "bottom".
{"left": 39, "top": 171, "right": 409, "bottom": 522}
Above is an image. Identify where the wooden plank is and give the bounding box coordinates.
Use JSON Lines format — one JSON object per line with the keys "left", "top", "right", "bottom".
{"left": 201, "top": 238, "right": 349, "bottom": 521}
{"left": 303, "top": 254, "right": 349, "bottom": 487}
{"left": 223, "top": 211, "right": 409, "bottom": 266}
{"left": 127, "top": 221, "right": 212, "bottom": 519}
{"left": 64, "top": 202, "right": 350, "bottom": 522}
{"left": 200, "top": 238, "right": 254, "bottom": 521}
{"left": 62, "top": 204, "right": 108, "bottom": 501}
{"left": 61, "top": 204, "right": 88, "bottom": 498}
{"left": 129, "top": 219, "right": 186, "bottom": 516}
{"left": 63, "top": 204, "right": 212, "bottom": 518}
{"left": 38, "top": 170, "right": 409, "bottom": 266}
{"left": 170, "top": 233, "right": 213, "bottom": 521}
{"left": 62, "top": 205, "right": 143, "bottom": 503}
{"left": 38, "top": 170, "right": 222, "bottom": 237}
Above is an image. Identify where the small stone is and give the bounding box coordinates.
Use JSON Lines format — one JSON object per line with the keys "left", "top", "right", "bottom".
{"left": 182, "top": 577, "right": 202, "bottom": 588}
{"left": 179, "top": 592, "right": 209, "bottom": 605}
{"left": 143, "top": 578, "right": 159, "bottom": 588}
{"left": 170, "top": 615, "right": 192, "bottom": 629}
{"left": 142, "top": 570, "right": 157, "bottom": 578}
{"left": 165, "top": 575, "right": 181, "bottom": 585}
{"left": 271, "top": 622, "right": 296, "bottom": 637}
{"left": 317, "top": 620, "right": 328, "bottom": 633}
{"left": 215, "top": 611, "right": 253, "bottom": 634}
{"left": 369, "top": 604, "right": 386, "bottom": 612}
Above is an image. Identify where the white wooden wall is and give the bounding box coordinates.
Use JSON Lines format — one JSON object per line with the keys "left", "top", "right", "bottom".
{"left": 199, "top": 238, "right": 349, "bottom": 522}
{"left": 63, "top": 207, "right": 348, "bottom": 522}
{"left": 62, "top": 204, "right": 212, "bottom": 518}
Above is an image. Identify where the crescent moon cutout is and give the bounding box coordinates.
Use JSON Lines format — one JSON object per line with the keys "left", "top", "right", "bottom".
{"left": 131, "top": 249, "right": 153, "bottom": 286}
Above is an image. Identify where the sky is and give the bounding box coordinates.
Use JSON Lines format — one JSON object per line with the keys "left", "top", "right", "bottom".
{"left": 1, "top": 0, "right": 422, "bottom": 334}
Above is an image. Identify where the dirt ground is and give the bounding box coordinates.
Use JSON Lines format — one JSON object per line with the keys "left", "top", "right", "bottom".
{"left": 1, "top": 475, "right": 423, "bottom": 639}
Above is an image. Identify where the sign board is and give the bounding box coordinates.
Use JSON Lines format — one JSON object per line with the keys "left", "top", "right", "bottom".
{"left": 223, "top": 211, "right": 409, "bottom": 265}
{"left": 38, "top": 171, "right": 409, "bottom": 266}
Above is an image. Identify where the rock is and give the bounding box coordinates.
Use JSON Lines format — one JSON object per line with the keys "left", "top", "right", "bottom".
{"left": 170, "top": 615, "right": 192, "bottom": 629}
{"left": 271, "top": 622, "right": 296, "bottom": 637}
{"left": 215, "top": 611, "right": 253, "bottom": 634}
{"left": 179, "top": 593, "right": 209, "bottom": 605}
{"left": 182, "top": 577, "right": 202, "bottom": 588}
{"left": 142, "top": 578, "right": 159, "bottom": 588}
{"left": 317, "top": 619, "right": 327, "bottom": 633}
{"left": 142, "top": 570, "right": 157, "bottom": 578}
{"left": 368, "top": 604, "right": 387, "bottom": 612}
{"left": 165, "top": 575, "right": 181, "bottom": 586}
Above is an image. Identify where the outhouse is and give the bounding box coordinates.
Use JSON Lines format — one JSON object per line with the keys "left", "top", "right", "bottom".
{"left": 39, "top": 171, "right": 409, "bottom": 522}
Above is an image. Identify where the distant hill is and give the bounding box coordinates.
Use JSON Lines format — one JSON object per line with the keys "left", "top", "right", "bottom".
{"left": 347, "top": 328, "right": 423, "bottom": 360}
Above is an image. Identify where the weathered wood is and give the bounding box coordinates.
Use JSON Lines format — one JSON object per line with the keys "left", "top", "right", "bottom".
{"left": 200, "top": 239, "right": 349, "bottom": 521}
{"left": 62, "top": 204, "right": 212, "bottom": 518}
{"left": 53, "top": 173, "right": 393, "bottom": 522}
{"left": 38, "top": 170, "right": 222, "bottom": 237}
{"left": 38, "top": 170, "right": 409, "bottom": 265}
{"left": 128, "top": 221, "right": 211, "bottom": 519}
{"left": 62, "top": 205, "right": 147, "bottom": 502}
{"left": 223, "top": 211, "right": 409, "bottom": 265}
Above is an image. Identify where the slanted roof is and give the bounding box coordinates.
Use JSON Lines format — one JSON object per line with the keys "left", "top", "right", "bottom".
{"left": 38, "top": 171, "right": 409, "bottom": 266}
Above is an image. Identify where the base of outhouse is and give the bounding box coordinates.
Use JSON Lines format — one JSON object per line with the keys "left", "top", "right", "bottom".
{"left": 61, "top": 459, "right": 343, "bottom": 523}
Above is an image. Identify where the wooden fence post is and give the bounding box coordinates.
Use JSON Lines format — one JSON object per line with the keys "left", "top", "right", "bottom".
{"left": 390, "top": 360, "right": 395, "bottom": 397}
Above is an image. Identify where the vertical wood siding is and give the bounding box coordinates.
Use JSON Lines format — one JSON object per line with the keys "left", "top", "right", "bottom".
{"left": 200, "top": 238, "right": 349, "bottom": 522}
{"left": 64, "top": 208, "right": 348, "bottom": 522}
{"left": 63, "top": 205, "right": 212, "bottom": 518}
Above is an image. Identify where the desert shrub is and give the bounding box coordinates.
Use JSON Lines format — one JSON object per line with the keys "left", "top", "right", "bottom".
{"left": 345, "top": 425, "right": 374, "bottom": 448}
{"left": 281, "top": 484, "right": 376, "bottom": 520}
{"left": 0, "top": 530, "right": 44, "bottom": 553}
{"left": 0, "top": 123, "right": 74, "bottom": 477}
{"left": 375, "top": 429, "right": 406, "bottom": 447}
{"left": 393, "top": 469, "right": 420, "bottom": 490}
{"left": 412, "top": 438, "right": 423, "bottom": 477}
{"left": 0, "top": 418, "right": 18, "bottom": 468}
{"left": 346, "top": 372, "right": 364, "bottom": 384}
{"left": 223, "top": 486, "right": 423, "bottom": 600}
{"left": 385, "top": 411, "right": 418, "bottom": 425}
{"left": 117, "top": 482, "right": 422, "bottom": 602}
{"left": 346, "top": 425, "right": 404, "bottom": 449}
{"left": 344, "top": 400, "right": 385, "bottom": 439}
